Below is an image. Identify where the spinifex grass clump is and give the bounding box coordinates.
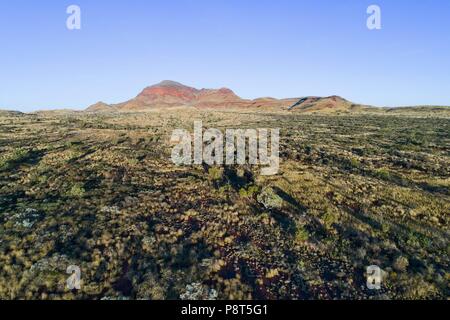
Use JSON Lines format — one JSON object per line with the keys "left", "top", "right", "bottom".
{"left": 0, "top": 148, "right": 31, "bottom": 170}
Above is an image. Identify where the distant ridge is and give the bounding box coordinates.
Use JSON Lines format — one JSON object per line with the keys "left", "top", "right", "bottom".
{"left": 286, "top": 96, "right": 368, "bottom": 113}
{"left": 85, "top": 81, "right": 354, "bottom": 112}
{"left": 83, "top": 81, "right": 450, "bottom": 114}
{"left": 0, "top": 109, "right": 24, "bottom": 116}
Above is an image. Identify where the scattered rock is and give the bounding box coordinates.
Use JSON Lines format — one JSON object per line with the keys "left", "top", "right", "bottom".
{"left": 101, "top": 206, "right": 121, "bottom": 214}
{"left": 30, "top": 254, "right": 72, "bottom": 273}
{"left": 100, "top": 296, "right": 130, "bottom": 300}
{"left": 257, "top": 187, "right": 284, "bottom": 209}
{"left": 11, "top": 208, "right": 43, "bottom": 228}
{"left": 180, "top": 283, "right": 218, "bottom": 300}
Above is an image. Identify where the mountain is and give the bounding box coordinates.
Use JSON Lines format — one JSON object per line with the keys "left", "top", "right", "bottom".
{"left": 112, "top": 80, "right": 245, "bottom": 110}
{"left": 86, "top": 101, "right": 113, "bottom": 112}
{"left": 85, "top": 80, "right": 363, "bottom": 113}
{"left": 133, "top": 80, "right": 199, "bottom": 108}
{"left": 287, "top": 96, "right": 362, "bottom": 113}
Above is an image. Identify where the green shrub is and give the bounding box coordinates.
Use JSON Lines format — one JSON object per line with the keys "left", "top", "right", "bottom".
{"left": 295, "top": 225, "right": 309, "bottom": 243}
{"left": 322, "top": 210, "right": 337, "bottom": 229}
{"left": 67, "top": 183, "right": 86, "bottom": 198}
{"left": 374, "top": 168, "right": 390, "bottom": 180}
{"left": 0, "top": 148, "right": 31, "bottom": 170}
{"left": 208, "top": 167, "right": 224, "bottom": 181}
{"left": 349, "top": 157, "right": 360, "bottom": 168}
{"left": 239, "top": 185, "right": 260, "bottom": 198}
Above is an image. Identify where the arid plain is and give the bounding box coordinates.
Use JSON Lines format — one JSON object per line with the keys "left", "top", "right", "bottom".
{"left": 0, "top": 81, "right": 449, "bottom": 299}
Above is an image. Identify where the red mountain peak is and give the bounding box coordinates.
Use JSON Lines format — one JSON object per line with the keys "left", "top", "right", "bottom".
{"left": 137, "top": 80, "right": 198, "bottom": 103}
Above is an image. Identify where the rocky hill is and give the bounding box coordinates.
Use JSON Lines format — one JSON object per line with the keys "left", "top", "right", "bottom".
{"left": 86, "top": 81, "right": 359, "bottom": 112}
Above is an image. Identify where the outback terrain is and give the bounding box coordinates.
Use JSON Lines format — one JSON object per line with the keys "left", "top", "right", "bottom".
{"left": 0, "top": 81, "right": 449, "bottom": 300}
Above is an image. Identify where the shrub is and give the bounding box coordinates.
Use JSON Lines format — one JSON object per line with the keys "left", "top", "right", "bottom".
{"left": 349, "top": 157, "right": 360, "bottom": 168}
{"left": 374, "top": 168, "right": 390, "bottom": 180}
{"left": 208, "top": 167, "right": 224, "bottom": 181}
{"left": 295, "top": 225, "right": 309, "bottom": 243}
{"left": 67, "top": 183, "right": 86, "bottom": 198}
{"left": 239, "top": 185, "right": 260, "bottom": 199}
{"left": 322, "top": 210, "right": 337, "bottom": 229}
{"left": 0, "top": 148, "right": 31, "bottom": 170}
{"left": 393, "top": 256, "right": 409, "bottom": 272}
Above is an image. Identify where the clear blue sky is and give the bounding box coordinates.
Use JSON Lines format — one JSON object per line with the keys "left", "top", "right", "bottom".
{"left": 1, "top": 0, "right": 449, "bottom": 111}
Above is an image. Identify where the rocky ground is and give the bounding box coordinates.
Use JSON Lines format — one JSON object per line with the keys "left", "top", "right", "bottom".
{"left": 0, "top": 109, "right": 448, "bottom": 299}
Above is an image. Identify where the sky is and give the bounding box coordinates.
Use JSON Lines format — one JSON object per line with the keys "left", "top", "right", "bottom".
{"left": 0, "top": 0, "right": 449, "bottom": 111}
